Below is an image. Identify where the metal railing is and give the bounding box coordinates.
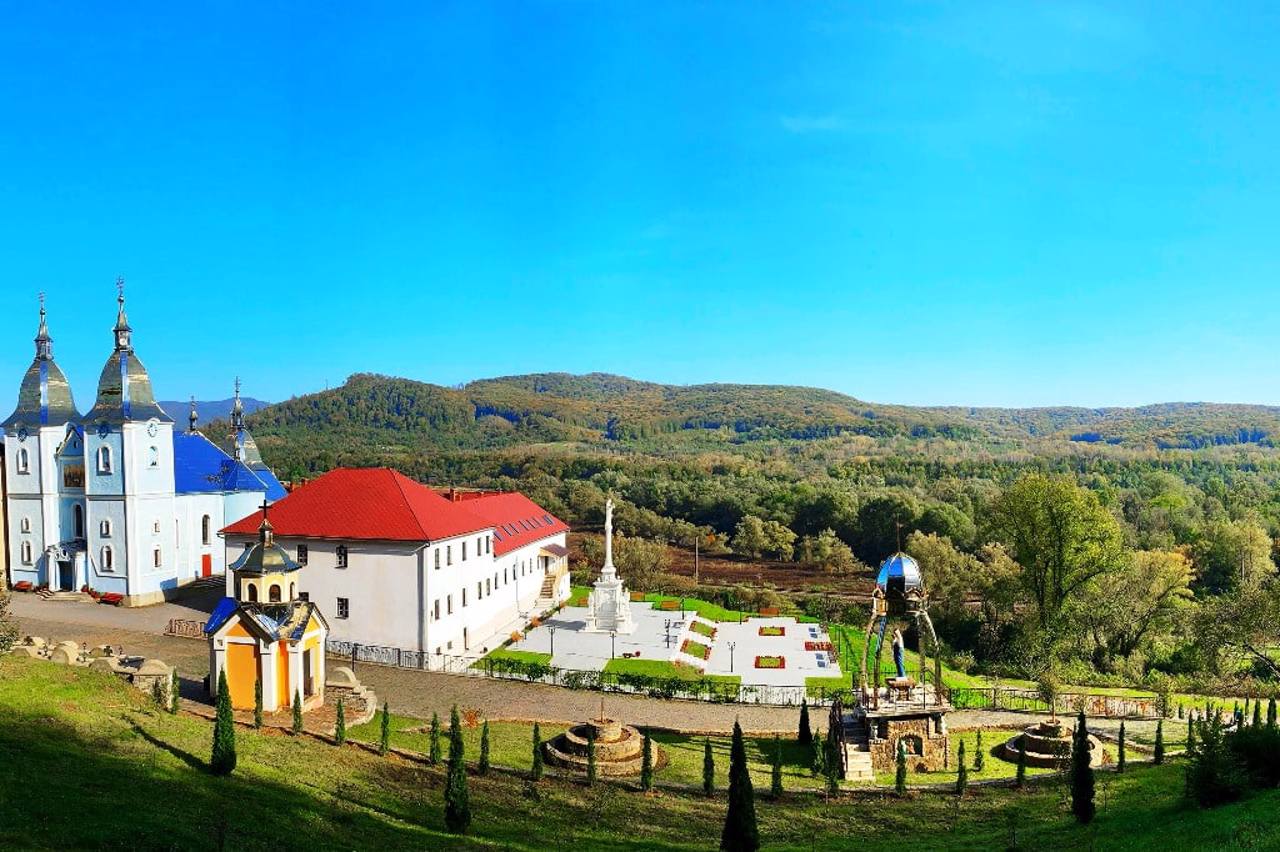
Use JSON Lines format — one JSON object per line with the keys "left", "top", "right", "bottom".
{"left": 165, "top": 618, "right": 207, "bottom": 639}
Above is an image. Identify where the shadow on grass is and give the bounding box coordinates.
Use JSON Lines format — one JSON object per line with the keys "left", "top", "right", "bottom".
{"left": 129, "top": 720, "right": 207, "bottom": 772}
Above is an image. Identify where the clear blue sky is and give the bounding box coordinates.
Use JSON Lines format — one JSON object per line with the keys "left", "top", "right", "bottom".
{"left": 2, "top": 2, "right": 1279, "bottom": 408}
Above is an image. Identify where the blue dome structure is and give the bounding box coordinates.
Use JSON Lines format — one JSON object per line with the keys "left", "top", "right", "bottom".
{"left": 875, "top": 553, "right": 923, "bottom": 592}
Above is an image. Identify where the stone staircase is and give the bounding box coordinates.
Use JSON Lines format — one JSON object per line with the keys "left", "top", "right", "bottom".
{"left": 840, "top": 712, "right": 875, "bottom": 782}
{"left": 534, "top": 565, "right": 567, "bottom": 609}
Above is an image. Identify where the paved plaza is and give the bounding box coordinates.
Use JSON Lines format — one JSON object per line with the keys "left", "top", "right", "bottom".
{"left": 510, "top": 601, "right": 844, "bottom": 687}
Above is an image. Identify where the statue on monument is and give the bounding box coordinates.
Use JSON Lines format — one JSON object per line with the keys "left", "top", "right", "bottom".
{"left": 584, "top": 497, "right": 636, "bottom": 634}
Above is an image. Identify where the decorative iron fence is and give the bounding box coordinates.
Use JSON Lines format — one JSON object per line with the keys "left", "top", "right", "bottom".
{"left": 165, "top": 618, "right": 207, "bottom": 639}
{"left": 946, "top": 687, "right": 1160, "bottom": 719}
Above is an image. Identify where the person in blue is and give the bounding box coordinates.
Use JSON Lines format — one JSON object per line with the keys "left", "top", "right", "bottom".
{"left": 892, "top": 629, "right": 906, "bottom": 679}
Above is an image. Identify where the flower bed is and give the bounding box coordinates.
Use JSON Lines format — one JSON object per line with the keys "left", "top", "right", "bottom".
{"left": 681, "top": 639, "right": 711, "bottom": 660}
{"left": 12, "top": 581, "right": 32, "bottom": 593}
{"left": 658, "top": 600, "right": 680, "bottom": 611}
{"left": 754, "top": 655, "right": 785, "bottom": 669}
{"left": 759, "top": 607, "right": 780, "bottom": 617}
{"left": 689, "top": 621, "right": 717, "bottom": 639}
{"left": 804, "top": 641, "right": 833, "bottom": 652}
{"left": 98, "top": 593, "right": 124, "bottom": 606}
{"left": 758, "top": 626, "right": 785, "bottom": 637}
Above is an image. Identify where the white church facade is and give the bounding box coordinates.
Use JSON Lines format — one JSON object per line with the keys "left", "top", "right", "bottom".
{"left": 221, "top": 467, "right": 571, "bottom": 660}
{"left": 2, "top": 289, "right": 285, "bottom": 605}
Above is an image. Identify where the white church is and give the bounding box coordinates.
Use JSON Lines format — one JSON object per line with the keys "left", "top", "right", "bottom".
{"left": 2, "top": 288, "right": 286, "bottom": 605}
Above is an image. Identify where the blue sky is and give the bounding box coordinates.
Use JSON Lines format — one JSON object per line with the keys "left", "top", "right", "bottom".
{"left": 2, "top": 2, "right": 1279, "bottom": 408}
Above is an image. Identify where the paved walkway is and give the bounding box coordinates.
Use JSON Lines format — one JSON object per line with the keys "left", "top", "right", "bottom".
{"left": 10, "top": 598, "right": 1171, "bottom": 739}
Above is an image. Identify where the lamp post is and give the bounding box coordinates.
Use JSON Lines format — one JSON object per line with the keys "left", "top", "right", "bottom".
{"left": 610, "top": 630, "right": 617, "bottom": 660}
{"left": 549, "top": 626, "right": 557, "bottom": 661}
{"left": 728, "top": 641, "right": 736, "bottom": 674}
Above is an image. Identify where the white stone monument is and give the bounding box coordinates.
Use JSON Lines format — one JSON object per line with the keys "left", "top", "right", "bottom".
{"left": 584, "top": 498, "right": 636, "bottom": 634}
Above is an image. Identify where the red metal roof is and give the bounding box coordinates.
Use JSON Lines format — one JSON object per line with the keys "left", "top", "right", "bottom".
{"left": 453, "top": 491, "right": 569, "bottom": 556}
{"left": 221, "top": 467, "right": 491, "bottom": 542}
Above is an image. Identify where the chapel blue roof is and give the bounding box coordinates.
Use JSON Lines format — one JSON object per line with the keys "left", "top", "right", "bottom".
{"left": 174, "top": 431, "right": 271, "bottom": 496}
{"left": 876, "top": 553, "right": 923, "bottom": 590}
{"left": 204, "top": 596, "right": 239, "bottom": 636}
{"left": 253, "top": 467, "right": 288, "bottom": 501}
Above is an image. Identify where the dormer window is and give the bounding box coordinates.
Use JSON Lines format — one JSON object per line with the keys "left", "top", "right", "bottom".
{"left": 97, "top": 445, "right": 112, "bottom": 474}
{"left": 16, "top": 448, "right": 29, "bottom": 474}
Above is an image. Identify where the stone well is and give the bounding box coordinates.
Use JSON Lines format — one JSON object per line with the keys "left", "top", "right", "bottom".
{"left": 543, "top": 717, "right": 659, "bottom": 777}
{"left": 999, "top": 720, "right": 1108, "bottom": 768}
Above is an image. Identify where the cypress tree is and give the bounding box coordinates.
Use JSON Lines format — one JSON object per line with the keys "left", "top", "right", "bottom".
{"left": 797, "top": 700, "right": 812, "bottom": 747}
{"left": 1117, "top": 721, "right": 1126, "bottom": 773}
{"left": 703, "top": 737, "right": 715, "bottom": 796}
{"left": 429, "top": 712, "right": 442, "bottom": 765}
{"left": 1071, "top": 710, "right": 1095, "bottom": 825}
{"left": 824, "top": 725, "right": 841, "bottom": 795}
{"left": 587, "top": 726, "right": 598, "bottom": 786}
{"left": 809, "top": 728, "right": 824, "bottom": 776}
{"left": 292, "top": 690, "right": 303, "bottom": 735}
{"left": 531, "top": 722, "right": 544, "bottom": 781}
{"left": 770, "top": 735, "right": 783, "bottom": 799}
{"left": 444, "top": 706, "right": 471, "bottom": 834}
{"left": 894, "top": 740, "right": 907, "bottom": 796}
{"left": 1153, "top": 719, "right": 1164, "bottom": 765}
{"left": 956, "top": 741, "right": 968, "bottom": 795}
{"left": 253, "top": 679, "right": 263, "bottom": 730}
{"left": 1178, "top": 703, "right": 1184, "bottom": 720}
{"left": 379, "top": 701, "right": 390, "bottom": 756}
{"left": 1016, "top": 734, "right": 1027, "bottom": 788}
{"left": 719, "top": 721, "right": 759, "bottom": 852}
{"left": 1269, "top": 697, "right": 1277, "bottom": 729}
{"left": 210, "top": 669, "right": 237, "bottom": 776}
{"left": 152, "top": 676, "right": 165, "bottom": 707}
{"left": 1253, "top": 700, "right": 1262, "bottom": 728}
{"left": 334, "top": 700, "right": 346, "bottom": 746}
{"left": 1187, "top": 715, "right": 1197, "bottom": 752}
{"left": 169, "top": 669, "right": 180, "bottom": 714}
{"left": 640, "top": 732, "right": 654, "bottom": 792}
{"left": 974, "top": 730, "right": 985, "bottom": 772}
{"left": 478, "top": 721, "right": 491, "bottom": 776}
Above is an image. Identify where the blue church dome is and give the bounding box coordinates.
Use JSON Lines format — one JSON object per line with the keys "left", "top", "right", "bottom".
{"left": 876, "top": 553, "right": 923, "bottom": 591}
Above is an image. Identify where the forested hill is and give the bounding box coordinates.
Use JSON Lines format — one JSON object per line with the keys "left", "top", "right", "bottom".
{"left": 233, "top": 372, "right": 1280, "bottom": 478}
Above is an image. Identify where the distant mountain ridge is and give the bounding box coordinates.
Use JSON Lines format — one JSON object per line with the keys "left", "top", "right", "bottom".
{"left": 158, "top": 397, "right": 271, "bottom": 425}
{"left": 233, "top": 372, "right": 1280, "bottom": 470}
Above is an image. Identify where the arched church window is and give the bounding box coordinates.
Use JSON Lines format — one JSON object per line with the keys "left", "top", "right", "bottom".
{"left": 153, "top": 547, "right": 162, "bottom": 568}
{"left": 19, "top": 517, "right": 30, "bottom": 533}
{"left": 16, "top": 448, "right": 29, "bottom": 473}
{"left": 20, "top": 541, "right": 32, "bottom": 565}
{"left": 248, "top": 583, "right": 258, "bottom": 602}
{"left": 101, "top": 545, "right": 113, "bottom": 571}
{"left": 289, "top": 582, "right": 296, "bottom": 599}
{"left": 97, "top": 445, "right": 112, "bottom": 474}
{"left": 74, "top": 505, "right": 84, "bottom": 539}
{"left": 100, "top": 519, "right": 112, "bottom": 538}
{"left": 201, "top": 515, "right": 211, "bottom": 546}
{"left": 269, "top": 584, "right": 282, "bottom": 603}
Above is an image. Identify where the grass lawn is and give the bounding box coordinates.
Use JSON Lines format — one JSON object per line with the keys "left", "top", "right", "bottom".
{"left": 689, "top": 620, "right": 717, "bottom": 639}
{"left": 806, "top": 675, "right": 854, "bottom": 697}
{"left": 872, "top": 729, "right": 1062, "bottom": 787}
{"left": 4, "top": 656, "right": 1280, "bottom": 850}
{"left": 473, "top": 648, "right": 552, "bottom": 669}
{"left": 602, "top": 657, "right": 740, "bottom": 686}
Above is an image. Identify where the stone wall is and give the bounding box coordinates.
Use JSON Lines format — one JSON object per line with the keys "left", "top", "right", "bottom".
{"left": 868, "top": 715, "right": 949, "bottom": 773}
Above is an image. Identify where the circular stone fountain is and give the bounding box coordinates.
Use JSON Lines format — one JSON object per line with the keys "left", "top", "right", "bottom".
{"left": 999, "top": 719, "right": 1108, "bottom": 768}
{"left": 543, "top": 717, "right": 660, "bottom": 777}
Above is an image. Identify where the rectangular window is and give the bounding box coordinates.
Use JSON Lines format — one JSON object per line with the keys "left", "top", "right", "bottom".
{"left": 298, "top": 591, "right": 310, "bottom": 603}
{"left": 462, "top": 589, "right": 467, "bottom": 607}
{"left": 485, "top": 578, "right": 491, "bottom": 595}
{"left": 476, "top": 536, "right": 482, "bottom": 555}
{"left": 153, "top": 548, "right": 162, "bottom": 568}
{"left": 477, "top": 582, "right": 482, "bottom": 599}
{"left": 433, "top": 599, "right": 440, "bottom": 620}
{"left": 434, "top": 548, "right": 440, "bottom": 569}
{"left": 486, "top": 536, "right": 491, "bottom": 555}
{"left": 447, "top": 545, "right": 452, "bottom": 566}
{"left": 336, "top": 545, "right": 348, "bottom": 568}
{"left": 447, "top": 595, "right": 453, "bottom": 615}
{"left": 462, "top": 541, "right": 467, "bottom": 561}
{"left": 336, "top": 597, "right": 349, "bottom": 619}
{"left": 297, "top": 544, "right": 309, "bottom": 565}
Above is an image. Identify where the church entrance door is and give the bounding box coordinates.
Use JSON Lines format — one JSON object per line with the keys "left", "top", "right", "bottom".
{"left": 58, "top": 561, "right": 74, "bottom": 592}
{"left": 201, "top": 554, "right": 212, "bottom": 578}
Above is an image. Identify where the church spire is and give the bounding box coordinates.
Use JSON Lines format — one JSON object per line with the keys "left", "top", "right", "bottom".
{"left": 231, "top": 376, "right": 245, "bottom": 430}
{"left": 113, "top": 276, "right": 132, "bottom": 352}
{"left": 34, "top": 293, "right": 53, "bottom": 361}
{"left": 189, "top": 396, "right": 199, "bottom": 432}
